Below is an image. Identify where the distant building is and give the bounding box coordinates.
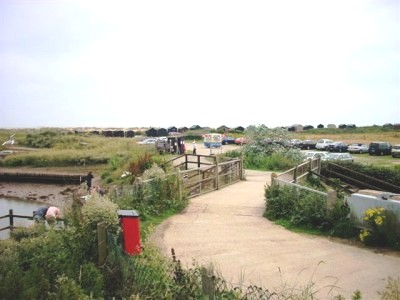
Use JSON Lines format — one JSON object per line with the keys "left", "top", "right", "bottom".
{"left": 217, "top": 125, "right": 230, "bottom": 132}
{"left": 234, "top": 126, "right": 245, "bottom": 132}
{"left": 157, "top": 128, "right": 168, "bottom": 137}
{"left": 303, "top": 125, "right": 314, "bottom": 131}
{"left": 288, "top": 124, "right": 303, "bottom": 132}
{"left": 327, "top": 124, "right": 336, "bottom": 128}
{"left": 168, "top": 126, "right": 178, "bottom": 133}
{"left": 125, "top": 130, "right": 135, "bottom": 138}
{"left": 190, "top": 125, "right": 202, "bottom": 130}
{"left": 146, "top": 128, "right": 158, "bottom": 137}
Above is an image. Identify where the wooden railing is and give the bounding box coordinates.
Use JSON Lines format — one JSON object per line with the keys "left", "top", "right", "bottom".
{"left": 0, "top": 209, "right": 34, "bottom": 232}
{"left": 275, "top": 158, "right": 321, "bottom": 183}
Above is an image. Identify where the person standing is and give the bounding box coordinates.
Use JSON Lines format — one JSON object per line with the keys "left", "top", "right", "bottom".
{"left": 192, "top": 140, "right": 197, "bottom": 155}
{"left": 86, "top": 171, "right": 94, "bottom": 191}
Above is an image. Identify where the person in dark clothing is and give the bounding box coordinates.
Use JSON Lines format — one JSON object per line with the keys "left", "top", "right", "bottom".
{"left": 86, "top": 171, "right": 94, "bottom": 191}
{"left": 33, "top": 206, "right": 49, "bottom": 223}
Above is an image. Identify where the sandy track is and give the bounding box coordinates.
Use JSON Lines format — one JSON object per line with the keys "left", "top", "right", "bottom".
{"left": 150, "top": 169, "right": 400, "bottom": 299}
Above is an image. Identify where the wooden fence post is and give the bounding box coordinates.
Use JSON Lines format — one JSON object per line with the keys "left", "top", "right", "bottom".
{"left": 240, "top": 156, "right": 244, "bottom": 180}
{"left": 177, "top": 169, "right": 182, "bottom": 201}
{"left": 293, "top": 166, "right": 298, "bottom": 183}
{"left": 201, "top": 265, "right": 215, "bottom": 299}
{"left": 9, "top": 209, "right": 14, "bottom": 231}
{"left": 327, "top": 190, "right": 337, "bottom": 211}
{"left": 215, "top": 158, "right": 219, "bottom": 190}
{"left": 97, "top": 222, "right": 107, "bottom": 266}
{"left": 271, "top": 173, "right": 277, "bottom": 186}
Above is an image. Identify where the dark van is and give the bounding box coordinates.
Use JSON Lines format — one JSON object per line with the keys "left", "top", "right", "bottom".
{"left": 368, "top": 142, "right": 392, "bottom": 156}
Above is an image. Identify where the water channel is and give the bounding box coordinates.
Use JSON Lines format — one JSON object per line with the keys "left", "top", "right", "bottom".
{"left": 0, "top": 197, "right": 47, "bottom": 240}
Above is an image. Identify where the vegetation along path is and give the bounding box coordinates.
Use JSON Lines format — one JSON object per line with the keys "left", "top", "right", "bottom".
{"left": 151, "top": 170, "right": 400, "bottom": 299}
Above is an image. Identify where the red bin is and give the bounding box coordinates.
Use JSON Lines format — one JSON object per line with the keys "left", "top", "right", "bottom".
{"left": 118, "top": 210, "right": 141, "bottom": 255}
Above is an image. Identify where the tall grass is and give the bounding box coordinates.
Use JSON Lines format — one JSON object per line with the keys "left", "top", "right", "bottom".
{"left": 0, "top": 135, "right": 151, "bottom": 169}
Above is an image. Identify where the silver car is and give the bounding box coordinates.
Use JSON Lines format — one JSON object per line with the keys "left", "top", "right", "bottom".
{"left": 326, "top": 153, "right": 354, "bottom": 162}
{"left": 392, "top": 145, "right": 400, "bottom": 158}
{"left": 347, "top": 143, "right": 369, "bottom": 154}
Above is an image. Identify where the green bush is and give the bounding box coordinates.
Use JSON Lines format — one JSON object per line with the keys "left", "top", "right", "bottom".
{"left": 81, "top": 194, "right": 120, "bottom": 234}
{"left": 264, "top": 183, "right": 358, "bottom": 238}
{"left": 264, "top": 184, "right": 296, "bottom": 220}
{"left": 290, "top": 192, "right": 328, "bottom": 229}
{"left": 359, "top": 207, "right": 400, "bottom": 249}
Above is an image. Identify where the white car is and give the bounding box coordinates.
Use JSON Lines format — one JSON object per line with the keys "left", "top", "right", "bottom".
{"left": 392, "top": 144, "right": 400, "bottom": 158}
{"left": 138, "top": 138, "right": 157, "bottom": 145}
{"left": 347, "top": 143, "right": 369, "bottom": 154}
{"left": 303, "top": 151, "right": 329, "bottom": 161}
{"left": 315, "top": 139, "right": 333, "bottom": 150}
{"left": 326, "top": 153, "right": 354, "bottom": 162}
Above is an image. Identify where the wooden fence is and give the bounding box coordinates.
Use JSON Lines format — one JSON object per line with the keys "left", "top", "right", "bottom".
{"left": 0, "top": 209, "right": 34, "bottom": 233}
{"left": 274, "top": 157, "right": 321, "bottom": 183}
{"left": 271, "top": 158, "right": 337, "bottom": 209}
{"left": 160, "top": 154, "right": 243, "bottom": 199}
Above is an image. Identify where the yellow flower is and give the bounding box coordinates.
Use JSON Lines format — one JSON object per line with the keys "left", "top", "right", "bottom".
{"left": 375, "top": 216, "right": 384, "bottom": 226}
{"left": 359, "top": 229, "right": 370, "bottom": 242}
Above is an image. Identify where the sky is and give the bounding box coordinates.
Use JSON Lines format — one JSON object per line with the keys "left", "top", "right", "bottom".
{"left": 0, "top": 0, "right": 399, "bottom": 129}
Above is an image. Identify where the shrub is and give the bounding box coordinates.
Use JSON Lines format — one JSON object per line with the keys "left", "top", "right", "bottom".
{"left": 264, "top": 184, "right": 296, "bottom": 220}
{"left": 290, "top": 192, "right": 328, "bottom": 229}
{"left": 359, "top": 207, "right": 400, "bottom": 249}
{"left": 81, "top": 194, "right": 120, "bottom": 234}
{"left": 264, "top": 183, "right": 358, "bottom": 238}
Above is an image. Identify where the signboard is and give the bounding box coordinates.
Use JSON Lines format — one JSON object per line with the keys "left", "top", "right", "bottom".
{"left": 203, "top": 133, "right": 222, "bottom": 148}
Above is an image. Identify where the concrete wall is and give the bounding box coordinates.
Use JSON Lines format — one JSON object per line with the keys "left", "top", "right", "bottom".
{"left": 345, "top": 192, "right": 400, "bottom": 224}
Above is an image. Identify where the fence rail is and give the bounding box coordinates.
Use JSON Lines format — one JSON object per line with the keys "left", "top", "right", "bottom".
{"left": 271, "top": 158, "right": 337, "bottom": 208}
{"left": 0, "top": 209, "right": 33, "bottom": 232}
{"left": 276, "top": 158, "right": 321, "bottom": 183}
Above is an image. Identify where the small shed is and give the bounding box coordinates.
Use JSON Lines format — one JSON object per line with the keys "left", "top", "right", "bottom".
{"left": 146, "top": 128, "right": 158, "bottom": 137}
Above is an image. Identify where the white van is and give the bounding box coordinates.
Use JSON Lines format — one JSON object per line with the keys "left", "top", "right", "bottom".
{"left": 315, "top": 139, "right": 333, "bottom": 150}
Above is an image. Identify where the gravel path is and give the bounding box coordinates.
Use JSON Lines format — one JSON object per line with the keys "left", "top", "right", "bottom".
{"left": 150, "top": 169, "right": 400, "bottom": 299}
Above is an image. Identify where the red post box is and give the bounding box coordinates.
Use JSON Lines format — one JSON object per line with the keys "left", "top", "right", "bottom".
{"left": 118, "top": 210, "right": 141, "bottom": 255}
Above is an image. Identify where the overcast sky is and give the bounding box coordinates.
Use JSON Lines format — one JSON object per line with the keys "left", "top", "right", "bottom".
{"left": 0, "top": 0, "right": 399, "bottom": 129}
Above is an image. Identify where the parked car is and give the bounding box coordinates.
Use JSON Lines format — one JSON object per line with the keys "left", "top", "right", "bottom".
{"left": 138, "top": 138, "right": 157, "bottom": 144}
{"left": 297, "top": 140, "right": 316, "bottom": 150}
{"left": 327, "top": 141, "right": 348, "bottom": 152}
{"left": 289, "top": 139, "right": 303, "bottom": 147}
{"left": 315, "top": 139, "right": 333, "bottom": 150}
{"left": 347, "top": 143, "right": 369, "bottom": 154}
{"left": 303, "top": 151, "right": 329, "bottom": 161}
{"left": 391, "top": 144, "right": 400, "bottom": 158}
{"left": 0, "top": 150, "right": 13, "bottom": 156}
{"left": 326, "top": 153, "right": 354, "bottom": 162}
{"left": 235, "top": 137, "right": 247, "bottom": 145}
{"left": 368, "top": 142, "right": 392, "bottom": 156}
{"left": 222, "top": 136, "right": 236, "bottom": 145}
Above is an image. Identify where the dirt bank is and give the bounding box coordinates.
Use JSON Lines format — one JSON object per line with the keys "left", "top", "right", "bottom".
{"left": 0, "top": 181, "right": 81, "bottom": 211}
